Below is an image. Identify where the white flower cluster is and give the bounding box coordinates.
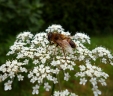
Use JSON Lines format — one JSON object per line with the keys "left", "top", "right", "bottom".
{"left": 32, "top": 82, "right": 51, "bottom": 95}
{"left": 28, "top": 65, "right": 59, "bottom": 84}
{"left": 75, "top": 60, "right": 109, "bottom": 96}
{"left": 53, "top": 89, "right": 78, "bottom": 96}
{"left": 92, "top": 47, "right": 113, "bottom": 65}
{"left": 0, "top": 24, "right": 113, "bottom": 96}
{"left": 74, "top": 32, "right": 90, "bottom": 44}
{"left": 46, "top": 24, "right": 64, "bottom": 33}
{"left": 46, "top": 24, "right": 70, "bottom": 35}
{"left": 0, "top": 59, "right": 28, "bottom": 90}
{"left": 0, "top": 60, "right": 27, "bottom": 81}
{"left": 16, "top": 31, "right": 33, "bottom": 43}
{"left": 75, "top": 42, "right": 93, "bottom": 61}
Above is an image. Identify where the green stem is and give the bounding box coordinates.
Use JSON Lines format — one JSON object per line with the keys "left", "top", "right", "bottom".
{"left": 51, "top": 82, "right": 55, "bottom": 96}
{"left": 51, "top": 73, "right": 56, "bottom": 96}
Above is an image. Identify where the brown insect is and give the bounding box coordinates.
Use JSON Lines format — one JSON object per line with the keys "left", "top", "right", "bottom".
{"left": 47, "top": 32, "right": 76, "bottom": 54}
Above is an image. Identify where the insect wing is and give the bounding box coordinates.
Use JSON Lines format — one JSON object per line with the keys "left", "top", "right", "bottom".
{"left": 56, "top": 40, "right": 73, "bottom": 53}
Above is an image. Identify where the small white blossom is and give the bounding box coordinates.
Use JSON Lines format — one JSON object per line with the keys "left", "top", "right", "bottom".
{"left": 17, "top": 74, "right": 24, "bottom": 81}
{"left": 98, "top": 78, "right": 107, "bottom": 86}
{"left": 44, "top": 82, "right": 51, "bottom": 91}
{"left": 64, "top": 73, "right": 70, "bottom": 81}
{"left": 80, "top": 78, "right": 87, "bottom": 85}
{"left": 79, "top": 65, "right": 86, "bottom": 71}
{"left": 90, "top": 78, "right": 97, "bottom": 86}
{"left": 53, "top": 77, "right": 58, "bottom": 84}
{"left": 92, "top": 86, "right": 101, "bottom": 96}
{"left": 4, "top": 80, "right": 12, "bottom": 91}
{"left": 32, "top": 85, "right": 39, "bottom": 95}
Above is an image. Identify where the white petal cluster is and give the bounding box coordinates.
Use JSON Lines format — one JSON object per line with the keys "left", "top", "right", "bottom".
{"left": 46, "top": 24, "right": 64, "bottom": 33}
{"left": 92, "top": 47, "right": 113, "bottom": 65}
{"left": 92, "top": 86, "right": 101, "bottom": 96}
{"left": 46, "top": 24, "right": 71, "bottom": 35}
{"left": 75, "top": 60, "right": 109, "bottom": 96}
{"left": 53, "top": 89, "right": 78, "bottom": 96}
{"left": 50, "top": 58, "right": 75, "bottom": 71}
{"left": 16, "top": 31, "right": 33, "bottom": 43}
{"left": 74, "top": 32, "right": 90, "bottom": 44}
{"left": 74, "top": 41, "right": 94, "bottom": 62}
{"left": 0, "top": 60, "right": 27, "bottom": 81}
{"left": 28, "top": 65, "right": 57, "bottom": 84}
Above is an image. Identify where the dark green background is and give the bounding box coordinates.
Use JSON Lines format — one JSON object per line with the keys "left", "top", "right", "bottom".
{"left": 0, "top": 0, "right": 113, "bottom": 40}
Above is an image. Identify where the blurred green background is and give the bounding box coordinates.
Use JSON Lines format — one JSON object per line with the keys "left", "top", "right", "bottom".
{"left": 0, "top": 0, "right": 113, "bottom": 96}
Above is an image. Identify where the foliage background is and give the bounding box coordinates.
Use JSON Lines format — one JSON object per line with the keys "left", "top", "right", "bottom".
{"left": 0, "top": 0, "right": 113, "bottom": 96}
{"left": 41, "top": 0, "right": 113, "bottom": 36}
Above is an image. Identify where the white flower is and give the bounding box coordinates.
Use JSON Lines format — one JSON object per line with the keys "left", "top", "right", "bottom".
{"left": 92, "top": 86, "right": 101, "bottom": 96}
{"left": 20, "top": 67, "right": 27, "bottom": 73}
{"left": 70, "top": 93, "right": 78, "bottom": 96}
{"left": 44, "top": 82, "right": 51, "bottom": 91}
{"left": 53, "top": 91, "right": 60, "bottom": 96}
{"left": 28, "top": 71, "right": 33, "bottom": 78}
{"left": 90, "top": 78, "right": 97, "bottom": 86}
{"left": 51, "top": 60, "right": 60, "bottom": 66}
{"left": 53, "top": 77, "right": 58, "bottom": 84}
{"left": 79, "top": 78, "right": 87, "bottom": 85}
{"left": 75, "top": 72, "right": 85, "bottom": 77}
{"left": 62, "top": 89, "right": 69, "bottom": 95}
{"left": 41, "top": 58, "right": 46, "bottom": 64}
{"left": 2, "top": 73, "right": 8, "bottom": 81}
{"left": 30, "top": 76, "right": 38, "bottom": 83}
{"left": 32, "top": 85, "right": 39, "bottom": 95}
{"left": 67, "top": 65, "right": 74, "bottom": 70}
{"left": 9, "top": 71, "right": 15, "bottom": 78}
{"left": 101, "top": 58, "right": 107, "bottom": 64}
{"left": 17, "top": 74, "right": 24, "bottom": 81}
{"left": 33, "top": 59, "right": 39, "bottom": 65}
{"left": 79, "top": 65, "right": 86, "bottom": 71}
{"left": 46, "top": 74, "right": 53, "bottom": 81}
{"left": 98, "top": 78, "right": 107, "bottom": 86}
{"left": 64, "top": 73, "right": 70, "bottom": 81}
{"left": 4, "top": 80, "right": 12, "bottom": 91}
{"left": 23, "top": 59, "right": 29, "bottom": 64}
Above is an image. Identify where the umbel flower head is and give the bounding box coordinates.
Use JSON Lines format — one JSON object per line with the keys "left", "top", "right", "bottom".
{"left": 0, "top": 24, "right": 113, "bottom": 96}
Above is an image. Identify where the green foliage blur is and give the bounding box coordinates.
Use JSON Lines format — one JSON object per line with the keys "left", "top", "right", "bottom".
{"left": 0, "top": 0, "right": 43, "bottom": 41}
